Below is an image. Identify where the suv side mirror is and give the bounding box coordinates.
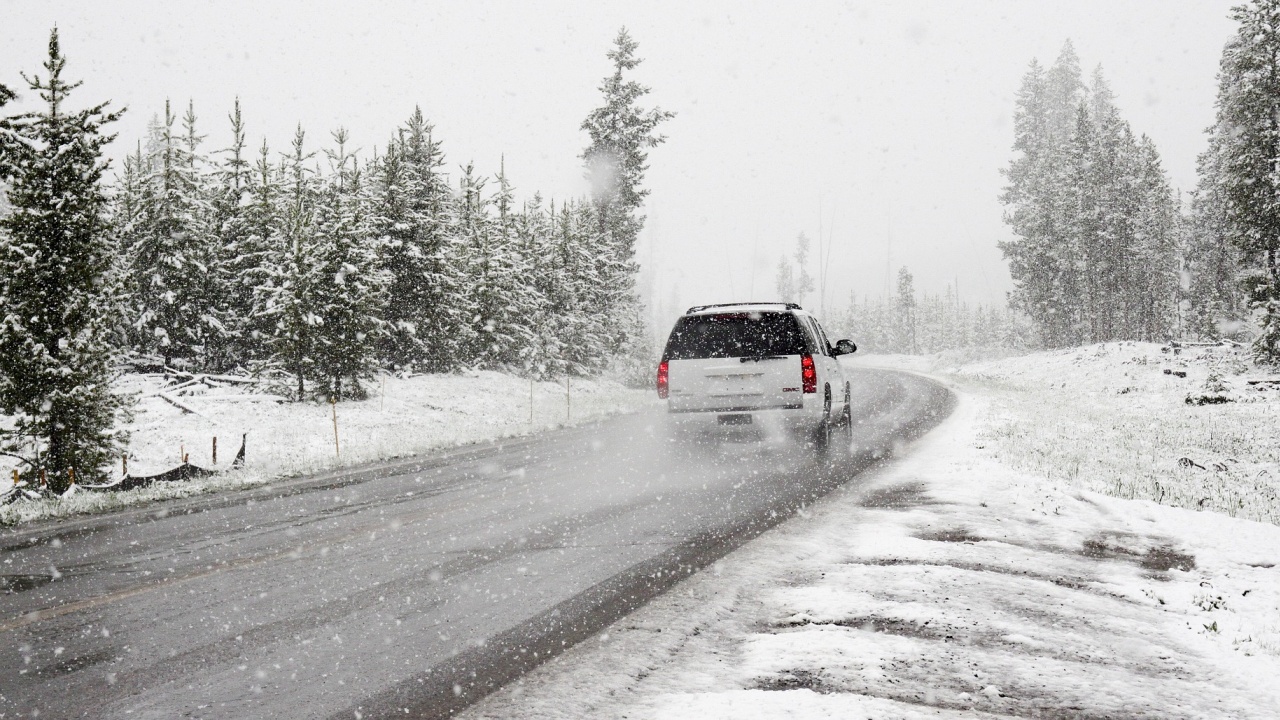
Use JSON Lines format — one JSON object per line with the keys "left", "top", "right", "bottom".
{"left": 834, "top": 339, "right": 857, "bottom": 356}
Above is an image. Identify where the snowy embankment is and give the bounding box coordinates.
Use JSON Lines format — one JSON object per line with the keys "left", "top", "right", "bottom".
{"left": 463, "top": 343, "right": 1280, "bottom": 719}
{"left": 0, "top": 371, "right": 650, "bottom": 526}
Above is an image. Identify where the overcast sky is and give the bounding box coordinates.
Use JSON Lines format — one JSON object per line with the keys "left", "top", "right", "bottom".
{"left": 2, "top": 0, "right": 1239, "bottom": 329}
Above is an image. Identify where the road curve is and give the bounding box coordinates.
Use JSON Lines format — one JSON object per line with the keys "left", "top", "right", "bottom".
{"left": 0, "top": 368, "right": 953, "bottom": 719}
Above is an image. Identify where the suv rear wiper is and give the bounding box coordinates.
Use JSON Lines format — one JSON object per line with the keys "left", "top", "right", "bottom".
{"left": 740, "top": 355, "right": 787, "bottom": 363}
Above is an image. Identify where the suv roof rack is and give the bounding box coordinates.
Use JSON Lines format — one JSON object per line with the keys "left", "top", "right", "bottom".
{"left": 685, "top": 302, "right": 802, "bottom": 314}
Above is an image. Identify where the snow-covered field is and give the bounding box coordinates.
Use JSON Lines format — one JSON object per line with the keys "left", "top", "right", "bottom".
{"left": 463, "top": 345, "right": 1280, "bottom": 719}
{"left": 0, "top": 371, "right": 651, "bottom": 526}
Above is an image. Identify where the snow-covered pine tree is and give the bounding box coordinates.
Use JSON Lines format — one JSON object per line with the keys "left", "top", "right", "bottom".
{"left": 266, "top": 126, "right": 321, "bottom": 399}
{"left": 1206, "top": 0, "right": 1280, "bottom": 362}
{"left": 0, "top": 29, "right": 129, "bottom": 490}
{"left": 1065, "top": 100, "right": 1102, "bottom": 344}
{"left": 239, "top": 138, "right": 283, "bottom": 364}
{"left": 452, "top": 163, "right": 493, "bottom": 366}
{"left": 1185, "top": 129, "right": 1246, "bottom": 339}
{"left": 793, "top": 232, "right": 815, "bottom": 308}
{"left": 309, "top": 129, "right": 387, "bottom": 399}
{"left": 775, "top": 257, "right": 796, "bottom": 303}
{"left": 480, "top": 161, "right": 537, "bottom": 368}
{"left": 126, "top": 99, "right": 221, "bottom": 369}
{"left": 210, "top": 99, "right": 257, "bottom": 369}
{"left": 894, "top": 267, "right": 918, "bottom": 353}
{"left": 373, "top": 108, "right": 460, "bottom": 372}
{"left": 1000, "top": 56, "right": 1071, "bottom": 347}
{"left": 1130, "top": 136, "right": 1179, "bottom": 342}
{"left": 581, "top": 28, "right": 672, "bottom": 366}
{"left": 513, "top": 194, "right": 559, "bottom": 378}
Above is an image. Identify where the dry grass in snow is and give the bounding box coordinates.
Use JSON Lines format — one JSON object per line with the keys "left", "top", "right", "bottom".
{"left": 942, "top": 342, "right": 1280, "bottom": 525}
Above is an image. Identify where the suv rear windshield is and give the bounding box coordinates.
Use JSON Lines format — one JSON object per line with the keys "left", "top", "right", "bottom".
{"left": 663, "top": 312, "right": 809, "bottom": 360}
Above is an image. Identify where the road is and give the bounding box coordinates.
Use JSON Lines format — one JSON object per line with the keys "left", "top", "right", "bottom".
{"left": 0, "top": 368, "right": 951, "bottom": 719}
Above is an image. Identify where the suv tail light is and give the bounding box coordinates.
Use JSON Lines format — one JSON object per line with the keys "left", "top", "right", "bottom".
{"left": 801, "top": 354, "right": 817, "bottom": 394}
{"left": 657, "top": 360, "right": 669, "bottom": 399}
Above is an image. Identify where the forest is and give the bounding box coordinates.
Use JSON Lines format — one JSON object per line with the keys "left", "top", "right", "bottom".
{"left": 0, "top": 28, "right": 669, "bottom": 486}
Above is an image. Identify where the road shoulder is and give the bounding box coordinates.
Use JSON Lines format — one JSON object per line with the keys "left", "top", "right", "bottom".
{"left": 461, "top": 388, "right": 1280, "bottom": 719}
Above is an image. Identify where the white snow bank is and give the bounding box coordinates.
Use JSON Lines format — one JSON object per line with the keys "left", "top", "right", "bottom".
{"left": 462, "top": 354, "right": 1280, "bottom": 719}
{"left": 1, "top": 371, "right": 651, "bottom": 526}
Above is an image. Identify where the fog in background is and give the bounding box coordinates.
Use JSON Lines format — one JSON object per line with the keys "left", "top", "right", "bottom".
{"left": 2, "top": 0, "right": 1236, "bottom": 334}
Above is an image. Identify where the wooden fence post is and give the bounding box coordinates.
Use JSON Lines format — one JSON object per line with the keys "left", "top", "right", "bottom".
{"left": 212, "top": 436, "right": 218, "bottom": 465}
{"left": 330, "top": 397, "right": 340, "bottom": 458}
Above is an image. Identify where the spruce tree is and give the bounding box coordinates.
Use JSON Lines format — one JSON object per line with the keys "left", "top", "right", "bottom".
{"left": 267, "top": 126, "right": 320, "bottom": 399}
{"left": 1003, "top": 43, "right": 1178, "bottom": 348}
{"left": 373, "top": 108, "right": 459, "bottom": 372}
{"left": 1206, "top": 0, "right": 1280, "bottom": 362}
{"left": 211, "top": 99, "right": 255, "bottom": 369}
{"left": 310, "top": 129, "right": 387, "bottom": 399}
{"left": 581, "top": 28, "right": 673, "bottom": 361}
{"left": 512, "top": 195, "right": 558, "bottom": 378}
{"left": 582, "top": 28, "right": 673, "bottom": 263}
{"left": 126, "top": 99, "right": 220, "bottom": 368}
{"left": 1185, "top": 130, "right": 1246, "bottom": 338}
{"left": 238, "top": 138, "right": 283, "bottom": 364}
{"left": 793, "top": 232, "right": 815, "bottom": 307}
{"left": 895, "top": 267, "right": 918, "bottom": 353}
{"left": 0, "top": 29, "right": 128, "bottom": 490}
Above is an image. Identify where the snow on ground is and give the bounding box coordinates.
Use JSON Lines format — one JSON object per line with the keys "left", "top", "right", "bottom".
{"left": 1, "top": 371, "right": 650, "bottom": 526}
{"left": 462, "top": 346, "right": 1280, "bottom": 719}
{"left": 890, "top": 342, "right": 1280, "bottom": 525}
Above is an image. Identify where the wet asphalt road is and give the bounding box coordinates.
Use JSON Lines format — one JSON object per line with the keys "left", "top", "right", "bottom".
{"left": 0, "top": 368, "right": 952, "bottom": 719}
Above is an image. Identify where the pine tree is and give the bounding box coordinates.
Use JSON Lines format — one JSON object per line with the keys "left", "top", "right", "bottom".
{"left": 1131, "top": 136, "right": 1179, "bottom": 341}
{"left": 267, "top": 126, "right": 321, "bottom": 399}
{"left": 775, "top": 257, "right": 796, "bottom": 303}
{"left": 1002, "top": 43, "right": 1179, "bottom": 348}
{"left": 211, "top": 98, "right": 256, "bottom": 369}
{"left": 1000, "top": 56, "right": 1074, "bottom": 347}
{"left": 513, "top": 195, "right": 559, "bottom": 377}
{"left": 793, "top": 232, "right": 815, "bottom": 306}
{"left": 1206, "top": 0, "right": 1280, "bottom": 362}
{"left": 0, "top": 29, "right": 129, "bottom": 490}
{"left": 894, "top": 267, "right": 918, "bottom": 353}
{"left": 581, "top": 28, "right": 673, "bottom": 364}
{"left": 125, "top": 99, "right": 221, "bottom": 368}
{"left": 310, "top": 129, "right": 387, "bottom": 399}
{"left": 582, "top": 28, "right": 673, "bottom": 264}
{"left": 1185, "top": 129, "right": 1247, "bottom": 338}
{"left": 239, "top": 138, "right": 283, "bottom": 364}
{"left": 373, "top": 108, "right": 460, "bottom": 372}
{"left": 469, "top": 161, "right": 536, "bottom": 368}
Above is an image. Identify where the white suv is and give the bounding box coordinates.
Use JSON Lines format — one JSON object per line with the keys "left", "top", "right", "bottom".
{"left": 656, "top": 303, "right": 857, "bottom": 448}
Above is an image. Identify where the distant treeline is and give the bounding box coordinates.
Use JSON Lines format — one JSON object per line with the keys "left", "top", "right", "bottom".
{"left": 831, "top": 268, "right": 1033, "bottom": 355}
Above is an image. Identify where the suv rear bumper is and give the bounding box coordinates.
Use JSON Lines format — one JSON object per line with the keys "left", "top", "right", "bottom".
{"left": 664, "top": 398, "right": 824, "bottom": 435}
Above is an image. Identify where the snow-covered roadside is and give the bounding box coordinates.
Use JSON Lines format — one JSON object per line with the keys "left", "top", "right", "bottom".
{"left": 1, "top": 371, "right": 650, "bottom": 526}
{"left": 462, "top": 367, "right": 1280, "bottom": 718}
